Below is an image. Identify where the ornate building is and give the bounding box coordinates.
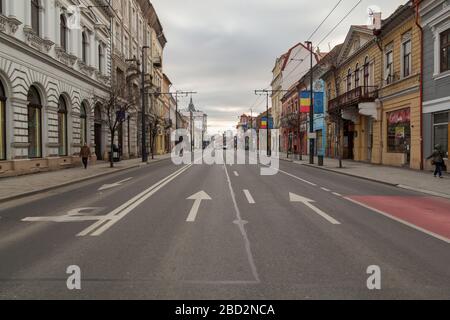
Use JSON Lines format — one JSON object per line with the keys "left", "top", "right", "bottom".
{"left": 0, "top": 0, "right": 113, "bottom": 176}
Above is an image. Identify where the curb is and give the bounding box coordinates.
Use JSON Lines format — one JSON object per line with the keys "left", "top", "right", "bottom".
{"left": 0, "top": 157, "right": 170, "bottom": 204}
{"left": 301, "top": 163, "right": 398, "bottom": 187}
{"left": 293, "top": 161, "right": 450, "bottom": 199}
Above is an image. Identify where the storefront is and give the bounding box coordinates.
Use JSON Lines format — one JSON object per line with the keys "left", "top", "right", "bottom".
{"left": 386, "top": 108, "right": 411, "bottom": 166}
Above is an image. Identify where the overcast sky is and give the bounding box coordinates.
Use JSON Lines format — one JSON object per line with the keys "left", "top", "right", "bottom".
{"left": 152, "top": 0, "right": 407, "bottom": 134}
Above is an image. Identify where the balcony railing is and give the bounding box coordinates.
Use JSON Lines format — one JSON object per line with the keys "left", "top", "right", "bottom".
{"left": 328, "top": 86, "right": 378, "bottom": 113}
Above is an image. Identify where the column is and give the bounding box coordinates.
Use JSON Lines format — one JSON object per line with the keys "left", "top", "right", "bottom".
{"left": 54, "top": 1, "right": 61, "bottom": 46}
{"left": 24, "top": 0, "right": 31, "bottom": 28}
{"left": 43, "top": 0, "right": 52, "bottom": 41}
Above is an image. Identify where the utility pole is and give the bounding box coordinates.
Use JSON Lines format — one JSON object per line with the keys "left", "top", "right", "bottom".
{"left": 305, "top": 41, "right": 315, "bottom": 164}
{"left": 141, "top": 46, "right": 150, "bottom": 163}
{"left": 254, "top": 89, "right": 288, "bottom": 156}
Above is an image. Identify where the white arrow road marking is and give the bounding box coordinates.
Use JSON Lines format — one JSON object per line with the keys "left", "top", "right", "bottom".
{"left": 234, "top": 171, "right": 239, "bottom": 177}
{"left": 81, "top": 164, "right": 192, "bottom": 236}
{"left": 186, "top": 191, "right": 212, "bottom": 222}
{"left": 98, "top": 177, "right": 133, "bottom": 191}
{"left": 22, "top": 207, "right": 106, "bottom": 223}
{"left": 289, "top": 193, "right": 341, "bottom": 225}
{"left": 243, "top": 189, "right": 255, "bottom": 204}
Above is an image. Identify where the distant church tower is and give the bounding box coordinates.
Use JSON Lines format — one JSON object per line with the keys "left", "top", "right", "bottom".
{"left": 188, "top": 97, "right": 196, "bottom": 112}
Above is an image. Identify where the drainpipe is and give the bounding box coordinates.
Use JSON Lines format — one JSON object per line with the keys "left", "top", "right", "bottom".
{"left": 414, "top": 0, "right": 424, "bottom": 170}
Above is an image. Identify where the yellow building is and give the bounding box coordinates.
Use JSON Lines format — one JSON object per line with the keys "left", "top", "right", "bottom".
{"left": 324, "top": 2, "right": 422, "bottom": 169}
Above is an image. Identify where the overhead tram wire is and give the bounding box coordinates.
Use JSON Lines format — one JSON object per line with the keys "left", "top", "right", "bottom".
{"left": 278, "top": 0, "right": 364, "bottom": 89}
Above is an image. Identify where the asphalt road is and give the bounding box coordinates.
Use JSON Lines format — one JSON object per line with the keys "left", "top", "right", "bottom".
{"left": 0, "top": 155, "right": 449, "bottom": 299}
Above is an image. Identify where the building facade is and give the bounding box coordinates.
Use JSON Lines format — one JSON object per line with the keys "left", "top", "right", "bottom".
{"left": 110, "top": 0, "right": 167, "bottom": 160}
{"left": 420, "top": 0, "right": 449, "bottom": 171}
{"left": 323, "top": 3, "right": 423, "bottom": 170}
{"left": 0, "top": 0, "right": 113, "bottom": 176}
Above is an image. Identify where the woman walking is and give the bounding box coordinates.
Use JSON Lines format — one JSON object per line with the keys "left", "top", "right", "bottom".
{"left": 80, "top": 143, "right": 91, "bottom": 169}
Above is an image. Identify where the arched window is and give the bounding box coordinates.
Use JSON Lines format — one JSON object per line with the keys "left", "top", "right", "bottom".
{"left": 60, "top": 14, "right": 68, "bottom": 51}
{"left": 82, "top": 31, "right": 89, "bottom": 63}
{"left": 31, "top": 0, "right": 40, "bottom": 36}
{"left": 98, "top": 44, "right": 104, "bottom": 73}
{"left": 355, "top": 63, "right": 360, "bottom": 88}
{"left": 364, "top": 56, "right": 370, "bottom": 94}
{"left": 0, "top": 80, "right": 6, "bottom": 160}
{"left": 58, "top": 96, "right": 68, "bottom": 156}
{"left": 80, "top": 103, "right": 88, "bottom": 145}
{"left": 27, "top": 86, "right": 42, "bottom": 158}
{"left": 347, "top": 69, "right": 352, "bottom": 92}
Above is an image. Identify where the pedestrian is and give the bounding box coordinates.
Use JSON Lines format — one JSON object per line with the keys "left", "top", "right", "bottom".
{"left": 80, "top": 143, "right": 91, "bottom": 169}
{"left": 427, "top": 144, "right": 446, "bottom": 178}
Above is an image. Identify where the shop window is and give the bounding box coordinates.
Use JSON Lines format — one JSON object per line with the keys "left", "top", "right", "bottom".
{"left": 0, "top": 81, "right": 6, "bottom": 160}
{"left": 434, "top": 112, "right": 449, "bottom": 158}
{"left": 387, "top": 108, "right": 410, "bottom": 153}
{"left": 58, "top": 96, "right": 68, "bottom": 156}
{"left": 440, "top": 29, "right": 450, "bottom": 73}
{"left": 27, "top": 86, "right": 42, "bottom": 158}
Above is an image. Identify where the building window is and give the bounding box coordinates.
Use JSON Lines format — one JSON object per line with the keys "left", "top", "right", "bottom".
{"left": 31, "top": 0, "right": 40, "bottom": 36}
{"left": 387, "top": 108, "right": 411, "bottom": 153}
{"left": 402, "top": 31, "right": 412, "bottom": 78}
{"left": 0, "top": 81, "right": 6, "bottom": 160}
{"left": 60, "top": 14, "right": 68, "bottom": 51}
{"left": 433, "top": 112, "right": 449, "bottom": 158}
{"left": 27, "top": 86, "right": 42, "bottom": 158}
{"left": 82, "top": 31, "right": 88, "bottom": 63}
{"left": 355, "top": 63, "right": 360, "bottom": 88}
{"left": 58, "top": 96, "right": 68, "bottom": 156}
{"left": 347, "top": 69, "right": 352, "bottom": 92}
{"left": 98, "top": 44, "right": 104, "bottom": 73}
{"left": 440, "top": 29, "right": 450, "bottom": 73}
{"left": 80, "top": 103, "right": 88, "bottom": 145}
{"left": 363, "top": 57, "right": 370, "bottom": 93}
{"left": 0, "top": 0, "right": 3, "bottom": 14}
{"left": 385, "top": 45, "right": 394, "bottom": 84}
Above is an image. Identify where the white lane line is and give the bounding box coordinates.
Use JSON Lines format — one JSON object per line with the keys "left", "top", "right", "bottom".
{"left": 224, "top": 165, "right": 260, "bottom": 283}
{"left": 234, "top": 171, "right": 239, "bottom": 177}
{"left": 78, "top": 164, "right": 192, "bottom": 236}
{"left": 332, "top": 192, "right": 343, "bottom": 197}
{"left": 243, "top": 189, "right": 255, "bottom": 204}
{"left": 321, "top": 187, "right": 331, "bottom": 192}
{"left": 290, "top": 193, "right": 341, "bottom": 225}
{"left": 344, "top": 197, "right": 450, "bottom": 244}
{"left": 275, "top": 168, "right": 317, "bottom": 186}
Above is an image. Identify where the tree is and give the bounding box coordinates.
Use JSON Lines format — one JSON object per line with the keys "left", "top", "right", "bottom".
{"left": 95, "top": 84, "right": 138, "bottom": 168}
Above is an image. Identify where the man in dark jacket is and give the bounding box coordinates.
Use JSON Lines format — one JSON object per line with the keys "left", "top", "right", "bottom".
{"left": 80, "top": 143, "right": 91, "bottom": 169}
{"left": 427, "top": 144, "right": 445, "bottom": 178}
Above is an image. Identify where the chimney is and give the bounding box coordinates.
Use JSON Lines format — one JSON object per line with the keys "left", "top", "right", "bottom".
{"left": 369, "top": 11, "right": 382, "bottom": 31}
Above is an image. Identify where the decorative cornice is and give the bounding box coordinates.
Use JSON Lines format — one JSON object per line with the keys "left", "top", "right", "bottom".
{"left": 0, "top": 15, "right": 22, "bottom": 35}
{"left": 55, "top": 46, "right": 78, "bottom": 66}
{"left": 78, "top": 61, "right": 96, "bottom": 77}
{"left": 23, "top": 26, "right": 54, "bottom": 53}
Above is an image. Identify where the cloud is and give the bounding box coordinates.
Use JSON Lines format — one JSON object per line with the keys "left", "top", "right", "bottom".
{"left": 152, "top": 0, "right": 407, "bottom": 134}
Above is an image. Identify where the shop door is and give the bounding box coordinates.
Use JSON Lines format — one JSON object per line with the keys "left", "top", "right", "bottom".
{"left": 367, "top": 119, "right": 373, "bottom": 162}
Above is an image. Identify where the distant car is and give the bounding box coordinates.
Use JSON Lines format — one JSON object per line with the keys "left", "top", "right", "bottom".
{"left": 223, "top": 145, "right": 229, "bottom": 150}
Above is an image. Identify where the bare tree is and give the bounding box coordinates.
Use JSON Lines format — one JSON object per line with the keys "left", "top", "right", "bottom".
{"left": 95, "top": 84, "right": 138, "bottom": 168}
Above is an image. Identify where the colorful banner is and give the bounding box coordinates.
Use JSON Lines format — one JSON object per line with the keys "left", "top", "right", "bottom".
{"left": 260, "top": 117, "right": 273, "bottom": 129}
{"left": 299, "top": 92, "right": 324, "bottom": 114}
{"left": 300, "top": 91, "right": 311, "bottom": 113}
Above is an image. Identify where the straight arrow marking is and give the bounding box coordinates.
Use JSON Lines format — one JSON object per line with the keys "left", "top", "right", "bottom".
{"left": 290, "top": 192, "right": 341, "bottom": 225}
{"left": 186, "top": 191, "right": 212, "bottom": 222}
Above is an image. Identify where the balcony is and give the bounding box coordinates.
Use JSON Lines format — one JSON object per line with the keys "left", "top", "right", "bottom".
{"left": 328, "top": 86, "right": 378, "bottom": 113}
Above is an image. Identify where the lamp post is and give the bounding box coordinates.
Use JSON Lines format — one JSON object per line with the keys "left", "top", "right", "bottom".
{"left": 141, "top": 46, "right": 150, "bottom": 163}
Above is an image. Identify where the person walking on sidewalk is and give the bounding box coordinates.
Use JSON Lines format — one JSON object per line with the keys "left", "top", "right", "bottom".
{"left": 80, "top": 143, "right": 91, "bottom": 169}
{"left": 427, "top": 144, "right": 446, "bottom": 178}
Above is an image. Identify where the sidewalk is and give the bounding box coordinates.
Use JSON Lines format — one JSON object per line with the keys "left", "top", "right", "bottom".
{"left": 0, "top": 154, "right": 172, "bottom": 203}
{"left": 280, "top": 155, "right": 450, "bottom": 199}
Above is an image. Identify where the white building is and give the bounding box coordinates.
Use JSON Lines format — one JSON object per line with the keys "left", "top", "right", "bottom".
{"left": 0, "top": 0, "right": 113, "bottom": 175}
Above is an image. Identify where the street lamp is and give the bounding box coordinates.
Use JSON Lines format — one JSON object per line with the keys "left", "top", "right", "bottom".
{"left": 141, "top": 46, "right": 150, "bottom": 162}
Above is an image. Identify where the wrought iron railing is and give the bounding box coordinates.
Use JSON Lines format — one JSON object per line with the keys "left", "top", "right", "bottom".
{"left": 328, "top": 86, "right": 378, "bottom": 113}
